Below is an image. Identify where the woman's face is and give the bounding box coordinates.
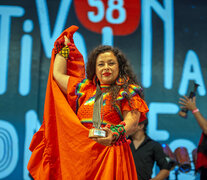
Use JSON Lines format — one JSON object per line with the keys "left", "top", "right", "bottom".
{"left": 96, "top": 51, "right": 119, "bottom": 85}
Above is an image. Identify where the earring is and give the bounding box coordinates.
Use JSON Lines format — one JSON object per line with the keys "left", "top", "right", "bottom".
{"left": 116, "top": 76, "right": 129, "bottom": 86}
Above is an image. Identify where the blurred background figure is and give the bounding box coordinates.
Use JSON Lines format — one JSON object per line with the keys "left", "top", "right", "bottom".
{"left": 179, "top": 96, "right": 207, "bottom": 180}
{"left": 130, "top": 119, "right": 171, "bottom": 180}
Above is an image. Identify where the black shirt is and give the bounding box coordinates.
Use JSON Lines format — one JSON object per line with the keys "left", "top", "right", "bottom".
{"left": 130, "top": 135, "right": 169, "bottom": 180}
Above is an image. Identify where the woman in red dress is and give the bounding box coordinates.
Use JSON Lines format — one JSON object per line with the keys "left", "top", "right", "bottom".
{"left": 28, "top": 25, "right": 148, "bottom": 180}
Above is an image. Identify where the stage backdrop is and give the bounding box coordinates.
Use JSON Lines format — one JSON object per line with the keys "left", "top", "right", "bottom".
{"left": 0, "top": 0, "right": 206, "bottom": 179}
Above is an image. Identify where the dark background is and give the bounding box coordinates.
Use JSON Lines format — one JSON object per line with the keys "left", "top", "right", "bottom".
{"left": 0, "top": 0, "right": 206, "bottom": 179}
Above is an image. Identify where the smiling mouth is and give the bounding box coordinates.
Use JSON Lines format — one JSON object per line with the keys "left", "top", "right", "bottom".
{"left": 103, "top": 73, "right": 111, "bottom": 76}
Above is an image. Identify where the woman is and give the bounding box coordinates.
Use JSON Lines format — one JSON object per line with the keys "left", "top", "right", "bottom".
{"left": 28, "top": 25, "right": 148, "bottom": 180}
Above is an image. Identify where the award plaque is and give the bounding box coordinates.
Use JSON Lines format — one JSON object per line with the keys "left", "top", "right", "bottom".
{"left": 88, "top": 128, "right": 106, "bottom": 138}
{"left": 88, "top": 85, "right": 106, "bottom": 138}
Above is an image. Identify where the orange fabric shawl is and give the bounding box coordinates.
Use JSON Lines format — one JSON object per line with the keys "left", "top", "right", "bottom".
{"left": 27, "top": 25, "right": 138, "bottom": 180}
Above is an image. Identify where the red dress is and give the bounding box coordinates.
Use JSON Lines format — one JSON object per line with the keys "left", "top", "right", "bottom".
{"left": 196, "top": 133, "right": 207, "bottom": 170}
{"left": 27, "top": 25, "right": 149, "bottom": 180}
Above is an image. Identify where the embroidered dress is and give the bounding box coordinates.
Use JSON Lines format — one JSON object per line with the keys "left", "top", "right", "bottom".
{"left": 27, "top": 26, "right": 149, "bottom": 180}
{"left": 68, "top": 78, "right": 148, "bottom": 130}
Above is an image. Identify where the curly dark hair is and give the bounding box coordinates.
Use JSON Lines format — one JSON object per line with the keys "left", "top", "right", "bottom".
{"left": 86, "top": 45, "right": 144, "bottom": 108}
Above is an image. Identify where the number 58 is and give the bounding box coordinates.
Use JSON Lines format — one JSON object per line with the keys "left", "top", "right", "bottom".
{"left": 87, "top": 0, "right": 126, "bottom": 24}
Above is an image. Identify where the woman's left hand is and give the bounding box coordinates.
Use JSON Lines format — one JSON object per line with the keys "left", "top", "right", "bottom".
{"left": 91, "top": 127, "right": 116, "bottom": 146}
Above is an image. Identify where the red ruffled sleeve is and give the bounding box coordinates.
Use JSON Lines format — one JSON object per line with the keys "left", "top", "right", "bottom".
{"left": 119, "top": 84, "right": 149, "bottom": 122}
{"left": 122, "top": 94, "right": 148, "bottom": 122}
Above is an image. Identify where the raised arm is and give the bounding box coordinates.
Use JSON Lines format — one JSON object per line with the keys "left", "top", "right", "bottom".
{"left": 53, "top": 54, "right": 69, "bottom": 94}
{"left": 179, "top": 96, "right": 207, "bottom": 135}
{"left": 53, "top": 36, "right": 70, "bottom": 94}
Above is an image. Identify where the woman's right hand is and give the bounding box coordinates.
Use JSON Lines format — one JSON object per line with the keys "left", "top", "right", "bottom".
{"left": 91, "top": 127, "right": 116, "bottom": 146}
{"left": 64, "top": 35, "right": 70, "bottom": 46}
